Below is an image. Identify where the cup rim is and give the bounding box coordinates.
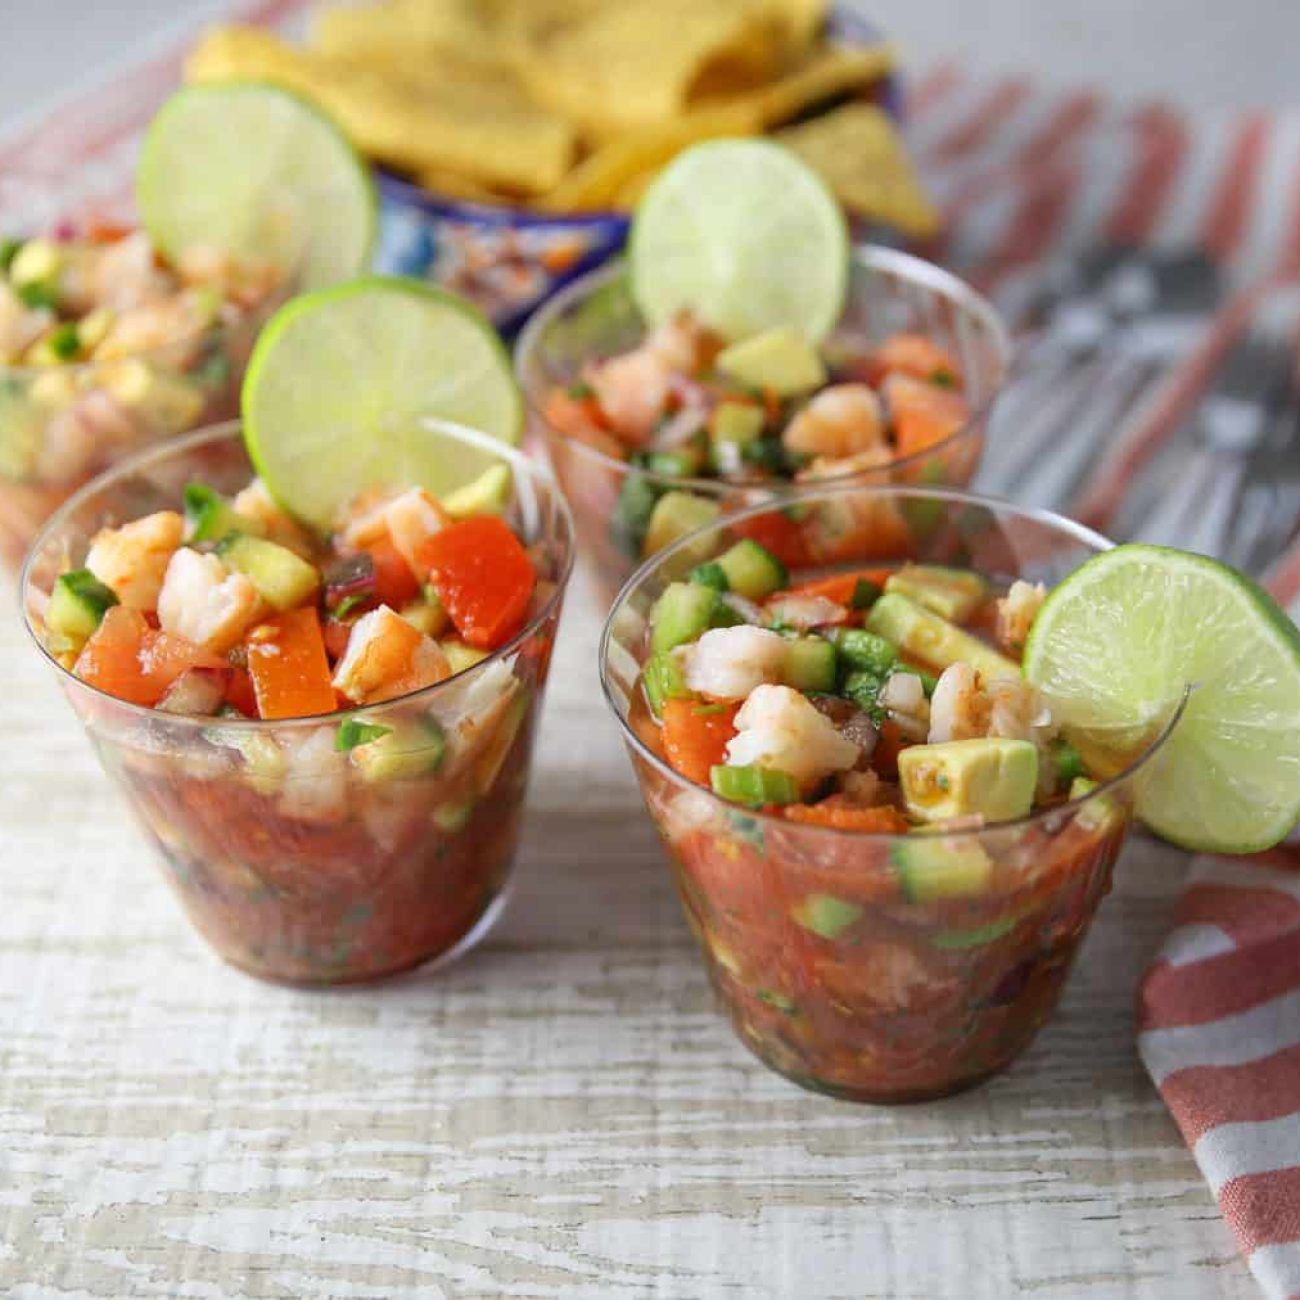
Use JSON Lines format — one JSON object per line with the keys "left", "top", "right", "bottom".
{"left": 514, "top": 245, "right": 1014, "bottom": 495}
{"left": 598, "top": 480, "right": 1187, "bottom": 843}
{"left": 20, "top": 417, "right": 576, "bottom": 733}
{"left": 0, "top": 229, "right": 283, "bottom": 380}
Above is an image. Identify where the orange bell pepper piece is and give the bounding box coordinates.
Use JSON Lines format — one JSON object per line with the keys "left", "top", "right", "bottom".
{"left": 660, "top": 699, "right": 740, "bottom": 786}
{"left": 245, "top": 607, "right": 337, "bottom": 719}
{"left": 420, "top": 516, "right": 535, "bottom": 650}
{"left": 870, "top": 333, "right": 964, "bottom": 387}
{"left": 786, "top": 566, "right": 894, "bottom": 606}
{"left": 887, "top": 373, "right": 971, "bottom": 458}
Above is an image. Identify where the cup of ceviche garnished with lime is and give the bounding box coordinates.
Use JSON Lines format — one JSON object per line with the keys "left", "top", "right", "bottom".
{"left": 599, "top": 485, "right": 1300, "bottom": 1101}
{"left": 0, "top": 83, "right": 378, "bottom": 570}
{"left": 516, "top": 138, "right": 1011, "bottom": 606}
{"left": 21, "top": 277, "right": 574, "bottom": 985}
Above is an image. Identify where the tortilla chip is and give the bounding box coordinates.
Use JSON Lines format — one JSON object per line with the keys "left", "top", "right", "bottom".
{"left": 186, "top": 25, "right": 576, "bottom": 195}
{"left": 313, "top": 0, "right": 506, "bottom": 74}
{"left": 744, "top": 42, "right": 895, "bottom": 127}
{"left": 511, "top": 0, "right": 784, "bottom": 139}
{"left": 414, "top": 167, "right": 517, "bottom": 206}
{"left": 776, "top": 103, "right": 939, "bottom": 236}
{"left": 759, "top": 0, "right": 828, "bottom": 53}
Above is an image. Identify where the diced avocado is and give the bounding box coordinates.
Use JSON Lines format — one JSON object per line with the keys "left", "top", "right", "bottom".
{"left": 782, "top": 637, "right": 838, "bottom": 692}
{"left": 1068, "top": 775, "right": 1123, "bottom": 833}
{"left": 184, "top": 482, "right": 265, "bottom": 545}
{"left": 99, "top": 359, "right": 205, "bottom": 432}
{"left": 828, "top": 627, "right": 897, "bottom": 676}
{"left": 792, "top": 893, "right": 863, "bottom": 939}
{"left": 865, "top": 593, "right": 1019, "bottom": 680}
{"left": 442, "top": 639, "right": 489, "bottom": 675}
{"left": 885, "top": 564, "right": 989, "bottom": 622}
{"left": 891, "top": 835, "right": 993, "bottom": 902}
{"left": 641, "top": 448, "right": 702, "bottom": 478}
{"left": 716, "top": 327, "right": 827, "bottom": 397}
{"left": 643, "top": 651, "right": 695, "bottom": 717}
{"left": 432, "top": 800, "right": 474, "bottom": 833}
{"left": 710, "top": 764, "right": 799, "bottom": 807}
{"left": 8, "top": 238, "right": 62, "bottom": 289}
{"left": 1069, "top": 776, "right": 1098, "bottom": 800}
{"left": 931, "top": 916, "right": 1017, "bottom": 949}
{"left": 350, "top": 717, "right": 447, "bottom": 782}
{"left": 650, "top": 581, "right": 719, "bottom": 654}
{"left": 642, "top": 490, "right": 722, "bottom": 559}
{"left": 441, "top": 462, "right": 512, "bottom": 519}
{"left": 45, "top": 568, "right": 118, "bottom": 649}
{"left": 715, "top": 538, "right": 786, "bottom": 601}
{"left": 217, "top": 533, "right": 320, "bottom": 611}
{"left": 898, "top": 738, "right": 1038, "bottom": 824}
{"left": 77, "top": 308, "right": 114, "bottom": 354}
{"left": 708, "top": 400, "right": 765, "bottom": 446}
{"left": 611, "top": 473, "right": 661, "bottom": 559}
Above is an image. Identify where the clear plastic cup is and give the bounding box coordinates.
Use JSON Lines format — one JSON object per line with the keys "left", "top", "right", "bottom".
{"left": 0, "top": 271, "right": 285, "bottom": 570}
{"left": 517, "top": 247, "right": 1011, "bottom": 607}
{"left": 599, "top": 485, "right": 1181, "bottom": 1101}
{"left": 21, "top": 420, "right": 575, "bottom": 985}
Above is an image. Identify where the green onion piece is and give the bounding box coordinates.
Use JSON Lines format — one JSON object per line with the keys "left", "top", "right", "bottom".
{"left": 336, "top": 718, "right": 393, "bottom": 751}
{"left": 567, "top": 380, "right": 594, "bottom": 400}
{"left": 17, "top": 281, "right": 58, "bottom": 310}
{"left": 48, "top": 322, "right": 81, "bottom": 360}
{"left": 332, "top": 592, "right": 372, "bottom": 622}
{"left": 930, "top": 369, "right": 956, "bottom": 388}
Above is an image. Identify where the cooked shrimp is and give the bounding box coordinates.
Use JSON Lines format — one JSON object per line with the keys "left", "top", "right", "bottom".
{"left": 276, "top": 727, "right": 348, "bottom": 824}
{"left": 586, "top": 346, "right": 674, "bottom": 445}
{"left": 175, "top": 244, "right": 282, "bottom": 308}
{"left": 673, "top": 625, "right": 789, "bottom": 700}
{"left": 726, "top": 684, "right": 861, "bottom": 791}
{"left": 376, "top": 487, "right": 448, "bottom": 574}
{"left": 35, "top": 390, "right": 141, "bottom": 483}
{"left": 232, "top": 478, "right": 312, "bottom": 555}
{"left": 928, "top": 662, "right": 1055, "bottom": 746}
{"left": 764, "top": 593, "right": 848, "bottom": 631}
{"left": 157, "top": 548, "right": 263, "bottom": 653}
{"left": 880, "top": 670, "right": 930, "bottom": 741}
{"left": 85, "top": 510, "right": 183, "bottom": 610}
{"left": 92, "top": 291, "right": 212, "bottom": 361}
{"left": 797, "top": 443, "right": 894, "bottom": 483}
{"left": 783, "top": 384, "right": 886, "bottom": 460}
{"left": 0, "top": 283, "right": 52, "bottom": 362}
{"left": 91, "top": 232, "right": 172, "bottom": 312}
{"left": 996, "top": 579, "right": 1047, "bottom": 651}
{"left": 332, "top": 605, "right": 451, "bottom": 706}
{"left": 644, "top": 311, "right": 721, "bottom": 374}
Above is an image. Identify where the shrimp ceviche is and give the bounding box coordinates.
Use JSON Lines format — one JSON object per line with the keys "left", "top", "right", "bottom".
{"left": 625, "top": 539, "right": 1129, "bottom": 1100}
{"left": 544, "top": 313, "right": 972, "bottom": 560}
{"left": 33, "top": 457, "right": 563, "bottom": 983}
{"left": 0, "top": 225, "right": 285, "bottom": 566}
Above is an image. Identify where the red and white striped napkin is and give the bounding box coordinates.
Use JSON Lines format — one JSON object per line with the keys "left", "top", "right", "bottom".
{"left": 1, "top": 19, "right": 1299, "bottom": 1292}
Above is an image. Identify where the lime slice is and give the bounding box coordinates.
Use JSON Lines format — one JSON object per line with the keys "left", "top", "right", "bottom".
{"left": 242, "top": 276, "right": 523, "bottom": 530}
{"left": 137, "top": 83, "right": 376, "bottom": 290}
{"left": 629, "top": 138, "right": 849, "bottom": 344}
{"left": 1023, "top": 544, "right": 1300, "bottom": 854}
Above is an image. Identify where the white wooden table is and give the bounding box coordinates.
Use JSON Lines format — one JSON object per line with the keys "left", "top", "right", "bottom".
{"left": 0, "top": 562, "right": 1257, "bottom": 1298}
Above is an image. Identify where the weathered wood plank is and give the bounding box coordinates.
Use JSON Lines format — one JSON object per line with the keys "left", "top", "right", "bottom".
{"left": 0, "top": 570, "right": 1256, "bottom": 1298}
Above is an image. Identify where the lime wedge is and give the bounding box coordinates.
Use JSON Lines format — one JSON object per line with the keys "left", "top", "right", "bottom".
{"left": 137, "top": 83, "right": 376, "bottom": 290}
{"left": 629, "top": 138, "right": 849, "bottom": 344}
{"left": 1023, "top": 544, "right": 1300, "bottom": 854}
{"left": 241, "top": 276, "right": 523, "bottom": 530}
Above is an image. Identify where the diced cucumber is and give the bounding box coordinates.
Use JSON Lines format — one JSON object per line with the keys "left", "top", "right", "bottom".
{"left": 442, "top": 639, "right": 490, "bottom": 675}
{"left": 689, "top": 561, "right": 729, "bottom": 591}
{"left": 642, "top": 490, "right": 721, "bottom": 559}
{"left": 335, "top": 718, "right": 393, "bottom": 750}
{"left": 350, "top": 717, "right": 447, "bottom": 781}
{"left": 842, "top": 669, "right": 885, "bottom": 719}
{"left": 931, "top": 916, "right": 1016, "bottom": 949}
{"left": 828, "top": 627, "right": 897, "bottom": 676}
{"left": 891, "top": 835, "right": 992, "bottom": 902}
{"left": 399, "top": 596, "right": 449, "bottom": 639}
{"left": 850, "top": 578, "right": 883, "bottom": 609}
{"left": 885, "top": 564, "right": 989, "bottom": 622}
{"left": 610, "top": 472, "right": 661, "bottom": 560}
{"left": 716, "top": 327, "right": 827, "bottom": 397}
{"left": 782, "top": 637, "right": 838, "bottom": 692}
{"left": 866, "top": 592, "right": 1019, "bottom": 680}
{"left": 710, "top": 764, "right": 799, "bottom": 807}
{"left": 217, "top": 533, "right": 320, "bottom": 611}
{"left": 643, "top": 651, "right": 695, "bottom": 717}
{"left": 1052, "top": 739, "right": 1085, "bottom": 786}
{"left": 792, "top": 893, "right": 863, "bottom": 939}
{"left": 45, "top": 568, "right": 119, "bottom": 648}
{"left": 708, "top": 400, "right": 764, "bottom": 446}
{"left": 184, "top": 482, "right": 265, "bottom": 544}
{"left": 898, "top": 738, "right": 1038, "bottom": 823}
{"left": 714, "top": 539, "right": 786, "bottom": 601}
{"left": 650, "top": 581, "right": 720, "bottom": 654}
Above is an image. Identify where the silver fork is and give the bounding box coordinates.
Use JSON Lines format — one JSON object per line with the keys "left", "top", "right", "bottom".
{"left": 1132, "top": 289, "right": 1300, "bottom": 556}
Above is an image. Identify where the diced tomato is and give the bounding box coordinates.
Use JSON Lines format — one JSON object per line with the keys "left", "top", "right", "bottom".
{"left": 225, "top": 666, "right": 258, "bottom": 717}
{"left": 364, "top": 534, "right": 421, "bottom": 609}
{"left": 85, "top": 217, "right": 135, "bottom": 244}
{"left": 782, "top": 800, "right": 911, "bottom": 833}
{"left": 321, "top": 616, "right": 353, "bottom": 662}
{"left": 870, "top": 334, "right": 964, "bottom": 388}
{"left": 245, "top": 607, "right": 337, "bottom": 719}
{"left": 786, "top": 566, "right": 893, "bottom": 605}
{"left": 886, "top": 373, "right": 971, "bottom": 458}
{"left": 74, "top": 606, "right": 224, "bottom": 707}
{"left": 729, "top": 508, "right": 812, "bottom": 569}
{"left": 420, "top": 516, "right": 535, "bottom": 650}
{"left": 660, "top": 699, "right": 740, "bottom": 785}
{"left": 542, "top": 388, "right": 624, "bottom": 458}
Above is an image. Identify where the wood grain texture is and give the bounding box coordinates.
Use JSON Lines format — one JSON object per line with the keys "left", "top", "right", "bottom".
{"left": 0, "top": 566, "right": 1257, "bottom": 1299}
